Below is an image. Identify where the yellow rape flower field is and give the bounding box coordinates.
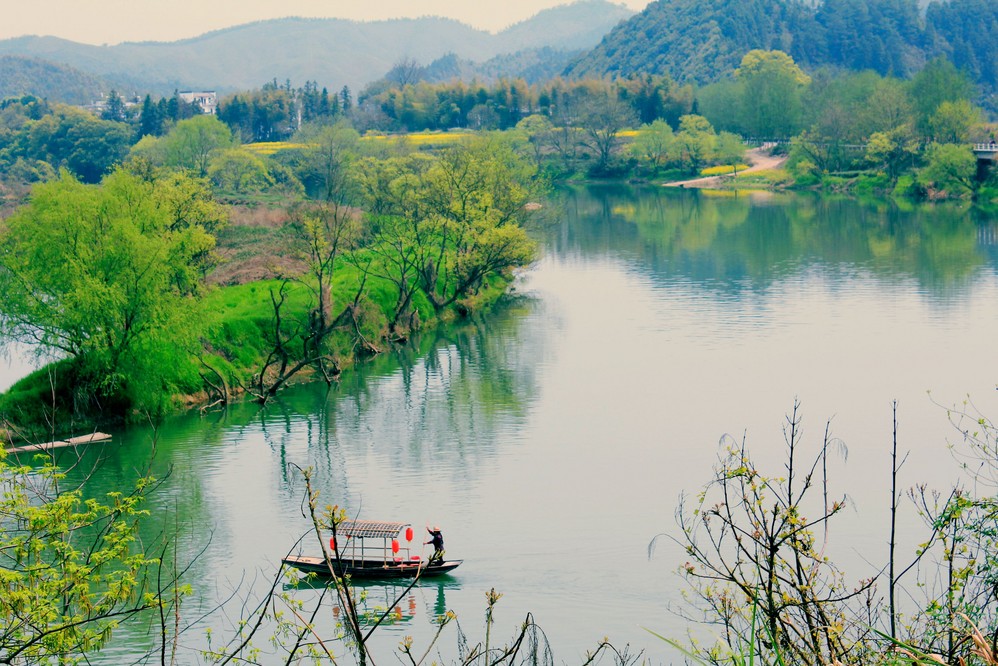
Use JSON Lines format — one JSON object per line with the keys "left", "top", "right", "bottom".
{"left": 243, "top": 142, "right": 309, "bottom": 155}
{"left": 361, "top": 131, "right": 476, "bottom": 146}
{"left": 245, "top": 131, "right": 478, "bottom": 155}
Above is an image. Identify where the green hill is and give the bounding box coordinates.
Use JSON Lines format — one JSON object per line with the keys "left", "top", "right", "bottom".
{"left": 0, "top": 55, "right": 110, "bottom": 104}
{"left": 566, "top": 0, "right": 814, "bottom": 84}
{"left": 565, "top": 0, "right": 997, "bottom": 89}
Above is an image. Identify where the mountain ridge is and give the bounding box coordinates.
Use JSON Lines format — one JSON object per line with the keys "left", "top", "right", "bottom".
{"left": 0, "top": 2, "right": 634, "bottom": 98}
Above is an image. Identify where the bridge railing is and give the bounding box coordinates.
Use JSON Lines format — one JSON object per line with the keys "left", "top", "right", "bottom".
{"left": 746, "top": 138, "right": 995, "bottom": 155}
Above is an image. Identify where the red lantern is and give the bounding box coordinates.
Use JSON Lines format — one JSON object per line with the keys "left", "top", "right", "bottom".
{"left": 329, "top": 537, "right": 336, "bottom": 551}
{"left": 391, "top": 539, "right": 400, "bottom": 554}
{"left": 405, "top": 527, "right": 414, "bottom": 542}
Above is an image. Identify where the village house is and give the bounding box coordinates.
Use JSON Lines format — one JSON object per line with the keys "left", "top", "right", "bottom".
{"left": 178, "top": 91, "right": 218, "bottom": 115}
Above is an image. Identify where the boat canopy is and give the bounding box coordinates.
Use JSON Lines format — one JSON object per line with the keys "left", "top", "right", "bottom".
{"left": 336, "top": 520, "right": 408, "bottom": 539}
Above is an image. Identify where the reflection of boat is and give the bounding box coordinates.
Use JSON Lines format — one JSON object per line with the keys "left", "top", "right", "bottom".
{"left": 282, "top": 520, "right": 462, "bottom": 580}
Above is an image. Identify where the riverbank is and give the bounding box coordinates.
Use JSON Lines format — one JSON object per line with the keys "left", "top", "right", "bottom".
{"left": 663, "top": 147, "right": 789, "bottom": 188}
{"left": 0, "top": 260, "right": 513, "bottom": 443}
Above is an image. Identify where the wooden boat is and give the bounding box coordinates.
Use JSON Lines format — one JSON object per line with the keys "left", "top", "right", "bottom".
{"left": 282, "top": 520, "right": 462, "bottom": 580}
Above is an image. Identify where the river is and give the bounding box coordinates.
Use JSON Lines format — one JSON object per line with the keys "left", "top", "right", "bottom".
{"left": 4, "top": 185, "right": 998, "bottom": 663}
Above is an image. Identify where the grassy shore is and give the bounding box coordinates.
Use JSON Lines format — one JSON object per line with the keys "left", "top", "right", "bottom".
{"left": 0, "top": 203, "right": 512, "bottom": 440}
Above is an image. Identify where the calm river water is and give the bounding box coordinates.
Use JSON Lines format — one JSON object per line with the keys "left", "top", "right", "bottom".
{"left": 5, "top": 185, "right": 998, "bottom": 663}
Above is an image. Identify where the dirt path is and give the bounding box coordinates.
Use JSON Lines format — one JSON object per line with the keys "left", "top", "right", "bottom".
{"left": 664, "top": 147, "right": 788, "bottom": 188}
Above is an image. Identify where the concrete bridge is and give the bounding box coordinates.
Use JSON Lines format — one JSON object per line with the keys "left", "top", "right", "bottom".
{"left": 973, "top": 144, "right": 998, "bottom": 180}
{"left": 747, "top": 140, "right": 998, "bottom": 179}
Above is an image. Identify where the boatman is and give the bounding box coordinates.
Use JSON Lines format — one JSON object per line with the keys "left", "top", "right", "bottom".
{"left": 425, "top": 526, "right": 445, "bottom": 564}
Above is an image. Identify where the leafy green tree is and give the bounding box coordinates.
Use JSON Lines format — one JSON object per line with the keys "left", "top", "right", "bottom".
{"left": 126, "top": 134, "right": 166, "bottom": 170}
{"left": 514, "top": 114, "right": 555, "bottom": 166}
{"left": 409, "top": 136, "right": 538, "bottom": 313}
{"left": 714, "top": 131, "right": 746, "bottom": 167}
{"left": 148, "top": 171, "right": 228, "bottom": 278}
{"left": 355, "top": 153, "right": 431, "bottom": 331}
{"left": 696, "top": 79, "right": 746, "bottom": 135}
{"left": 861, "top": 77, "right": 914, "bottom": 135}
{"left": 12, "top": 105, "right": 131, "bottom": 183}
{"left": 292, "top": 122, "right": 360, "bottom": 202}
{"left": 791, "top": 130, "right": 836, "bottom": 175}
{"left": 800, "top": 70, "right": 887, "bottom": 171}
{"left": 160, "top": 115, "right": 234, "bottom": 177}
{"left": 735, "top": 50, "right": 811, "bottom": 138}
{"left": 909, "top": 57, "right": 976, "bottom": 138}
{"left": 629, "top": 119, "right": 675, "bottom": 169}
{"left": 207, "top": 148, "right": 275, "bottom": 194}
{"left": 919, "top": 142, "right": 985, "bottom": 198}
{"left": 358, "top": 137, "right": 538, "bottom": 326}
{"left": 865, "top": 123, "right": 920, "bottom": 183}
{"left": 616, "top": 73, "right": 690, "bottom": 125}
{"left": 674, "top": 114, "right": 717, "bottom": 173}
{"left": 927, "top": 99, "right": 983, "bottom": 144}
{"left": 0, "top": 170, "right": 220, "bottom": 409}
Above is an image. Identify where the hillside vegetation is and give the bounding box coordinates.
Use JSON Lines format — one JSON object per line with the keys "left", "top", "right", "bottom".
{"left": 0, "top": 56, "right": 109, "bottom": 105}
{"left": 566, "top": 0, "right": 998, "bottom": 90}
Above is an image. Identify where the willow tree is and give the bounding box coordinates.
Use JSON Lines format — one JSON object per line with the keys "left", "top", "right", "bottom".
{"left": 0, "top": 169, "right": 224, "bottom": 414}
{"left": 357, "top": 136, "right": 538, "bottom": 329}
{"left": 415, "top": 136, "right": 538, "bottom": 311}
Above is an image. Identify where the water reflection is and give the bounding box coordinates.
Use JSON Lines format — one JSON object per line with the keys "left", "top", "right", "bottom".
{"left": 549, "top": 185, "right": 996, "bottom": 298}
{"left": 289, "top": 577, "right": 460, "bottom": 626}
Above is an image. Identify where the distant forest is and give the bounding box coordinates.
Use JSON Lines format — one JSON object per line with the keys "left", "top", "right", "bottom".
{"left": 567, "top": 0, "right": 998, "bottom": 91}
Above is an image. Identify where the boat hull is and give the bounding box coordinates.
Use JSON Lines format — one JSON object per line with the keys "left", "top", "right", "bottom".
{"left": 282, "top": 555, "right": 462, "bottom": 580}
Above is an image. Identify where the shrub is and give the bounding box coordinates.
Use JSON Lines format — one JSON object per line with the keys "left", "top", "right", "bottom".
{"left": 699, "top": 164, "right": 750, "bottom": 177}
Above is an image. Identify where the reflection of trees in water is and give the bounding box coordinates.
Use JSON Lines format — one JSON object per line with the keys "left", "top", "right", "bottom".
{"left": 304, "top": 294, "right": 543, "bottom": 481}
{"left": 152, "top": 288, "right": 544, "bottom": 507}
{"left": 547, "top": 185, "right": 995, "bottom": 298}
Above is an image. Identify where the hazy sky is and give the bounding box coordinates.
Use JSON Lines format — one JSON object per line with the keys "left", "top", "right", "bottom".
{"left": 1, "top": 0, "right": 652, "bottom": 45}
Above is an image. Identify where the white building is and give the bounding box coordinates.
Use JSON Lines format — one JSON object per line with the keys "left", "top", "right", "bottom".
{"left": 178, "top": 91, "right": 218, "bottom": 115}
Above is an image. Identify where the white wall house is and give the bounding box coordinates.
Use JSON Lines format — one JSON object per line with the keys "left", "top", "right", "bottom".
{"left": 178, "top": 91, "right": 218, "bottom": 115}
